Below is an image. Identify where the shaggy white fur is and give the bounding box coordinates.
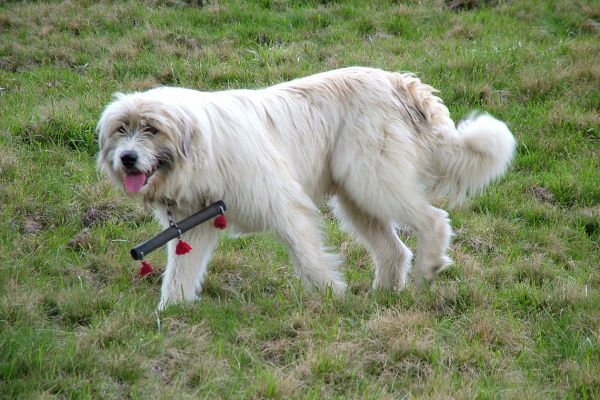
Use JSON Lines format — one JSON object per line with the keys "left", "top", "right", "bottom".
{"left": 97, "top": 67, "right": 516, "bottom": 309}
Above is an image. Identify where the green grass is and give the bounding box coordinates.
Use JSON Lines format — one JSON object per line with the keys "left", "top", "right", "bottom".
{"left": 1, "top": 0, "right": 599, "bottom": 398}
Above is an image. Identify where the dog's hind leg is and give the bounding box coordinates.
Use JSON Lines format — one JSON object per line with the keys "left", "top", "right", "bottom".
{"left": 334, "top": 174, "right": 451, "bottom": 286}
{"left": 271, "top": 194, "right": 347, "bottom": 297}
{"left": 332, "top": 191, "right": 412, "bottom": 291}
{"left": 158, "top": 222, "right": 219, "bottom": 310}
{"left": 367, "top": 191, "right": 452, "bottom": 285}
{"left": 395, "top": 201, "right": 453, "bottom": 285}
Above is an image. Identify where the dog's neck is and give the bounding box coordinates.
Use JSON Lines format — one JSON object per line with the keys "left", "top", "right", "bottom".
{"left": 146, "top": 195, "right": 215, "bottom": 218}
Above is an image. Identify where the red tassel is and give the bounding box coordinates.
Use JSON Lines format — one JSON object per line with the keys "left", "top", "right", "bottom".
{"left": 213, "top": 214, "right": 227, "bottom": 230}
{"left": 139, "top": 261, "right": 154, "bottom": 277}
{"left": 175, "top": 239, "right": 192, "bottom": 255}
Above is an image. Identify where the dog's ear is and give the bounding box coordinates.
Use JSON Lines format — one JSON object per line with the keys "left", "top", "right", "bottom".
{"left": 111, "top": 92, "right": 126, "bottom": 101}
{"left": 179, "top": 115, "right": 192, "bottom": 159}
{"left": 168, "top": 105, "right": 211, "bottom": 165}
{"left": 97, "top": 92, "right": 127, "bottom": 149}
{"left": 166, "top": 106, "right": 192, "bottom": 159}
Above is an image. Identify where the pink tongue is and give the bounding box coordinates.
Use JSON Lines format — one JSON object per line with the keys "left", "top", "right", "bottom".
{"left": 124, "top": 173, "right": 147, "bottom": 193}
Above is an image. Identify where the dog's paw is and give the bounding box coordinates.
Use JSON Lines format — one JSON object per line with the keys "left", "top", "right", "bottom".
{"left": 157, "top": 300, "right": 168, "bottom": 312}
{"left": 315, "top": 279, "right": 347, "bottom": 298}
{"left": 157, "top": 293, "right": 199, "bottom": 311}
{"left": 372, "top": 277, "right": 406, "bottom": 292}
{"left": 330, "top": 280, "right": 348, "bottom": 297}
{"left": 413, "top": 256, "right": 453, "bottom": 289}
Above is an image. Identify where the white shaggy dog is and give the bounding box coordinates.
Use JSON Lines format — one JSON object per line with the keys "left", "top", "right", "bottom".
{"left": 97, "top": 67, "right": 515, "bottom": 309}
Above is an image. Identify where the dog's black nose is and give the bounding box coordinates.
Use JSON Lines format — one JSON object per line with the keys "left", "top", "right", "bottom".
{"left": 120, "top": 151, "right": 138, "bottom": 168}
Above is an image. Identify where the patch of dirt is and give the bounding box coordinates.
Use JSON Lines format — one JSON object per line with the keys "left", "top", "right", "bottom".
{"left": 67, "top": 228, "right": 90, "bottom": 249}
{"left": 0, "top": 58, "right": 18, "bottom": 72}
{"left": 453, "top": 228, "right": 494, "bottom": 254}
{"left": 445, "top": 0, "right": 497, "bottom": 11}
{"left": 22, "top": 217, "right": 42, "bottom": 234}
{"left": 466, "top": 236, "right": 494, "bottom": 254}
{"left": 148, "top": 349, "right": 180, "bottom": 385}
{"left": 151, "top": 0, "right": 206, "bottom": 7}
{"left": 529, "top": 185, "right": 555, "bottom": 204}
{"left": 173, "top": 34, "right": 203, "bottom": 50}
{"left": 581, "top": 19, "right": 599, "bottom": 33}
{"left": 82, "top": 206, "right": 113, "bottom": 227}
{"left": 479, "top": 84, "right": 512, "bottom": 106}
{"left": 163, "top": 316, "right": 190, "bottom": 333}
{"left": 446, "top": 24, "right": 477, "bottom": 39}
{"left": 225, "top": 272, "right": 244, "bottom": 292}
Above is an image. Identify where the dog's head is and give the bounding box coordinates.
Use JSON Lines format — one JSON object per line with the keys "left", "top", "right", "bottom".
{"left": 96, "top": 90, "right": 196, "bottom": 201}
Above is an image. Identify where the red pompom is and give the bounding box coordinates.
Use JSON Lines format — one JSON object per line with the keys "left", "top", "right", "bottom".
{"left": 139, "top": 261, "right": 154, "bottom": 278}
{"left": 213, "top": 214, "right": 227, "bottom": 230}
{"left": 175, "top": 239, "right": 192, "bottom": 255}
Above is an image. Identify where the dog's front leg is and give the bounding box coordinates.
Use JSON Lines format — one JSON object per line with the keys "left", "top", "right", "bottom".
{"left": 158, "top": 223, "right": 219, "bottom": 310}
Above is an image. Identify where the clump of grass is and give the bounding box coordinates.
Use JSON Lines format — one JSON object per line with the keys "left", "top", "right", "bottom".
{"left": 14, "top": 116, "right": 96, "bottom": 154}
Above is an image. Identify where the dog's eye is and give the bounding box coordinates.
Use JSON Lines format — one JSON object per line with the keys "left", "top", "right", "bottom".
{"left": 146, "top": 126, "right": 159, "bottom": 135}
{"left": 117, "top": 125, "right": 127, "bottom": 134}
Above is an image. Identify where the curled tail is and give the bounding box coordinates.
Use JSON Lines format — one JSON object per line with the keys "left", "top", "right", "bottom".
{"left": 432, "top": 113, "right": 516, "bottom": 208}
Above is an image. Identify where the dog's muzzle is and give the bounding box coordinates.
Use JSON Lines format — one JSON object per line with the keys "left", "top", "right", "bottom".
{"left": 120, "top": 150, "right": 139, "bottom": 170}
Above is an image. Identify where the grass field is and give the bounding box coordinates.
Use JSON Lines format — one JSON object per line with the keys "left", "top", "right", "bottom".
{"left": 1, "top": 0, "right": 599, "bottom": 398}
